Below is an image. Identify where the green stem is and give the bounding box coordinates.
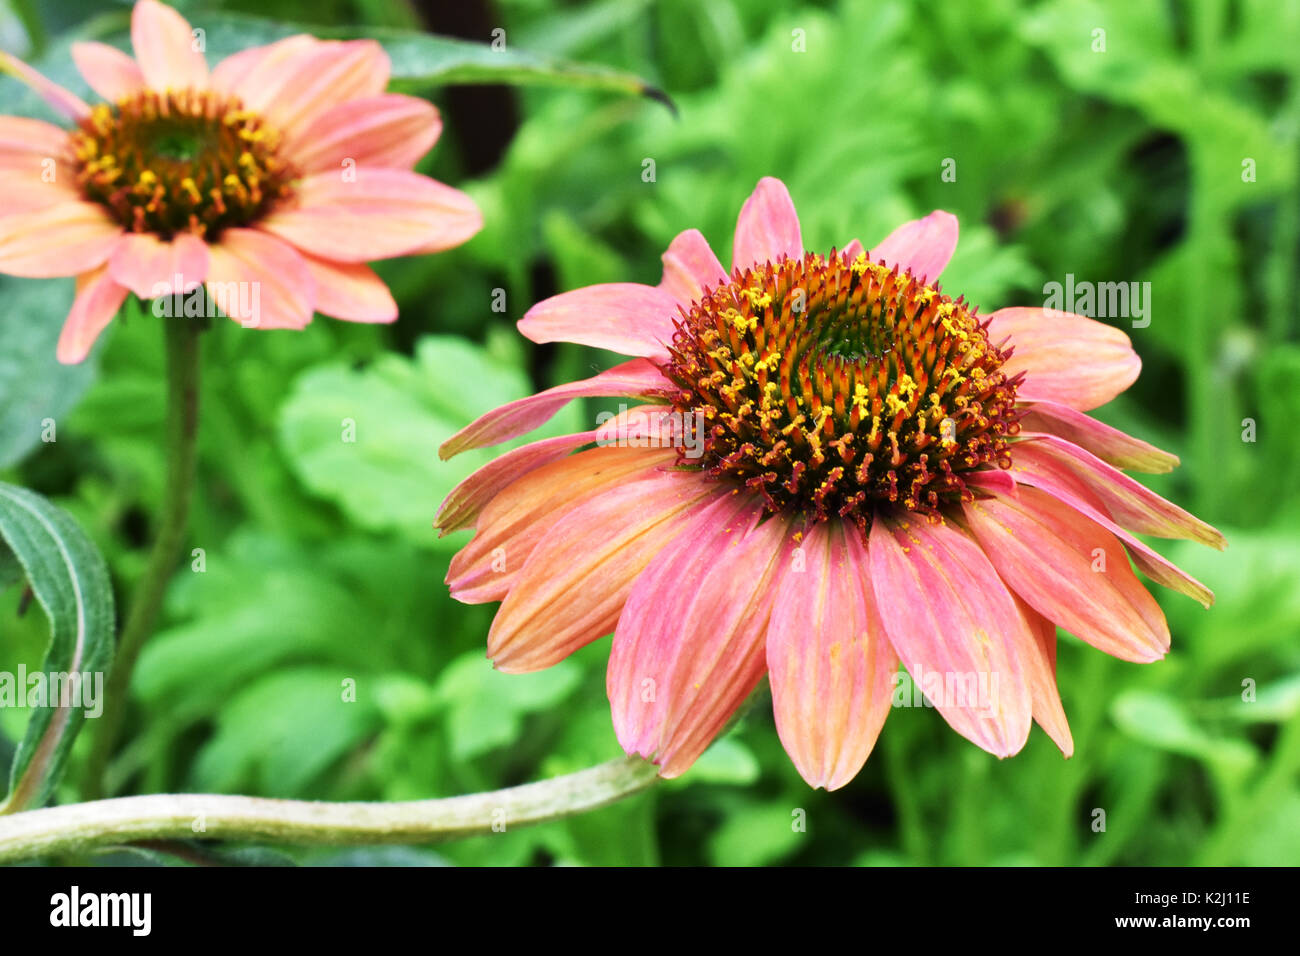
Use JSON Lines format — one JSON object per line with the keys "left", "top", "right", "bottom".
{"left": 0, "top": 757, "right": 659, "bottom": 864}
{"left": 84, "top": 318, "right": 202, "bottom": 800}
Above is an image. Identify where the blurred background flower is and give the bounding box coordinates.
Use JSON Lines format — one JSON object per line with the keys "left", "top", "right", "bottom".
{"left": 1, "top": 0, "right": 1297, "bottom": 866}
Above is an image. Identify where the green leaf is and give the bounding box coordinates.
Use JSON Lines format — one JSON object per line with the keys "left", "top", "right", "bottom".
{"left": 0, "top": 278, "right": 99, "bottom": 468}
{"left": 278, "top": 335, "right": 579, "bottom": 546}
{"left": 0, "top": 482, "right": 115, "bottom": 813}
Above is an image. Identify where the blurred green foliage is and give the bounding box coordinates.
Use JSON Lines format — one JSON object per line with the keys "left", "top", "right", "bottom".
{"left": 2, "top": 0, "right": 1298, "bottom": 865}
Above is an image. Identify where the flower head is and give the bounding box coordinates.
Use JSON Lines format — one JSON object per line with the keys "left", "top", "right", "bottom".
{"left": 437, "top": 177, "right": 1224, "bottom": 790}
{"left": 0, "top": 0, "right": 482, "bottom": 362}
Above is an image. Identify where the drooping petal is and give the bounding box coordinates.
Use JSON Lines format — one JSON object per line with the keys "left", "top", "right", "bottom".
{"left": 1013, "top": 596, "right": 1073, "bottom": 757}
{"left": 659, "top": 228, "right": 727, "bottom": 308}
{"left": 867, "top": 510, "right": 1032, "bottom": 757}
{"left": 131, "top": 0, "right": 208, "bottom": 91}
{"left": 437, "top": 405, "right": 676, "bottom": 536}
{"left": 299, "top": 255, "right": 396, "bottom": 324}
{"left": 259, "top": 169, "right": 481, "bottom": 262}
{"left": 610, "top": 495, "right": 786, "bottom": 777}
{"left": 1018, "top": 432, "right": 1224, "bottom": 549}
{"left": 204, "top": 228, "right": 314, "bottom": 329}
{"left": 446, "top": 446, "right": 673, "bottom": 602}
{"left": 439, "top": 358, "right": 672, "bottom": 459}
{"left": 768, "top": 520, "right": 898, "bottom": 790}
{"left": 70, "top": 41, "right": 145, "bottom": 101}
{"left": 0, "top": 201, "right": 121, "bottom": 277}
{"left": 1018, "top": 399, "right": 1178, "bottom": 473}
{"left": 732, "top": 177, "right": 802, "bottom": 272}
{"left": 487, "top": 471, "right": 723, "bottom": 672}
{"left": 517, "top": 283, "right": 678, "bottom": 360}
{"left": 287, "top": 94, "right": 441, "bottom": 174}
{"left": 1009, "top": 441, "right": 1215, "bottom": 607}
{"left": 0, "top": 52, "right": 90, "bottom": 121}
{"left": 869, "top": 210, "right": 959, "bottom": 285}
{"left": 56, "top": 266, "right": 128, "bottom": 364}
{"left": 963, "top": 486, "right": 1170, "bottom": 663}
{"left": 108, "top": 232, "right": 208, "bottom": 298}
{"left": 986, "top": 307, "right": 1141, "bottom": 411}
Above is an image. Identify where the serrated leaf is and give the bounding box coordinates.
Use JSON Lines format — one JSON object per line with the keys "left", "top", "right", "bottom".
{"left": 0, "top": 482, "right": 115, "bottom": 813}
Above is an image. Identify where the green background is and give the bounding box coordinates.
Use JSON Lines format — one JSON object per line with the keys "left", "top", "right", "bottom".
{"left": 2, "top": 0, "right": 1298, "bottom": 865}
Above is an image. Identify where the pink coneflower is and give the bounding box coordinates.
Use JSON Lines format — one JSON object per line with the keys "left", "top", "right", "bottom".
{"left": 436, "top": 176, "right": 1224, "bottom": 790}
{"left": 0, "top": 0, "right": 481, "bottom": 363}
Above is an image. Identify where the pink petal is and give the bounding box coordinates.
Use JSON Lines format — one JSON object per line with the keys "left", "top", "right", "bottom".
{"left": 204, "top": 228, "right": 313, "bottom": 329}
{"left": 768, "top": 520, "right": 898, "bottom": 790}
{"left": 963, "top": 485, "right": 1170, "bottom": 663}
{"left": 488, "top": 471, "right": 723, "bottom": 672}
{"left": 0, "top": 201, "right": 121, "bottom": 277}
{"left": 0, "top": 52, "right": 90, "bottom": 121}
{"left": 1018, "top": 399, "right": 1178, "bottom": 473}
{"left": 437, "top": 404, "right": 675, "bottom": 536}
{"left": 1014, "top": 596, "right": 1073, "bottom": 757}
{"left": 131, "top": 0, "right": 208, "bottom": 91}
{"left": 108, "top": 232, "right": 208, "bottom": 298}
{"left": 732, "top": 177, "right": 803, "bottom": 272}
{"left": 287, "top": 94, "right": 441, "bottom": 174}
{"left": 70, "top": 41, "right": 145, "bottom": 101}
{"left": 659, "top": 228, "right": 727, "bottom": 308}
{"left": 1009, "top": 441, "right": 1215, "bottom": 608}
{"left": 0, "top": 156, "right": 79, "bottom": 216}
{"left": 439, "top": 358, "right": 672, "bottom": 460}
{"left": 210, "top": 35, "right": 315, "bottom": 98}
{"left": 840, "top": 239, "right": 864, "bottom": 261}
{"left": 867, "top": 510, "right": 1032, "bottom": 757}
{"left": 869, "top": 210, "right": 959, "bottom": 285}
{"left": 446, "top": 446, "right": 674, "bottom": 603}
{"left": 609, "top": 495, "right": 787, "bottom": 777}
{"left": 299, "top": 254, "right": 396, "bottom": 323}
{"left": 259, "top": 169, "right": 481, "bottom": 262}
{"left": 56, "top": 266, "right": 128, "bottom": 364}
{"left": 0, "top": 116, "right": 72, "bottom": 156}
{"left": 517, "top": 283, "right": 679, "bottom": 360}
{"left": 987, "top": 307, "right": 1141, "bottom": 411}
{"left": 1018, "top": 432, "right": 1224, "bottom": 549}
{"left": 229, "top": 39, "right": 388, "bottom": 137}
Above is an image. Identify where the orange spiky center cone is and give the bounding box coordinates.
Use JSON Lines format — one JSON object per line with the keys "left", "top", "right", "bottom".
{"left": 70, "top": 89, "right": 297, "bottom": 240}
{"left": 660, "top": 251, "right": 1023, "bottom": 526}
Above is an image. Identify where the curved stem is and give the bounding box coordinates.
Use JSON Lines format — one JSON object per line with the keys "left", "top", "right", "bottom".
{"left": 0, "top": 756, "right": 659, "bottom": 863}
{"left": 83, "top": 318, "right": 202, "bottom": 800}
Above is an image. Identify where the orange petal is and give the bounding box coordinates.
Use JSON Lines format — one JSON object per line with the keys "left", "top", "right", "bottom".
{"left": 609, "top": 495, "right": 787, "bottom": 778}
{"left": 298, "top": 254, "right": 396, "bottom": 323}
{"left": 1013, "top": 596, "right": 1073, "bottom": 757}
{"left": 56, "top": 266, "right": 128, "bottom": 364}
{"left": 964, "top": 485, "right": 1170, "bottom": 663}
{"left": 71, "top": 41, "right": 145, "bottom": 101}
{"left": 0, "top": 201, "right": 121, "bottom": 277}
{"left": 259, "top": 169, "right": 481, "bottom": 263}
{"left": 447, "top": 446, "right": 673, "bottom": 604}
{"left": 131, "top": 0, "right": 208, "bottom": 90}
{"left": 108, "top": 232, "right": 208, "bottom": 298}
{"left": 867, "top": 510, "right": 1032, "bottom": 758}
{"left": 487, "top": 472, "right": 721, "bottom": 673}
{"left": 205, "top": 228, "right": 313, "bottom": 329}
{"left": 241, "top": 40, "right": 389, "bottom": 137}
{"left": 768, "top": 520, "right": 898, "bottom": 790}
